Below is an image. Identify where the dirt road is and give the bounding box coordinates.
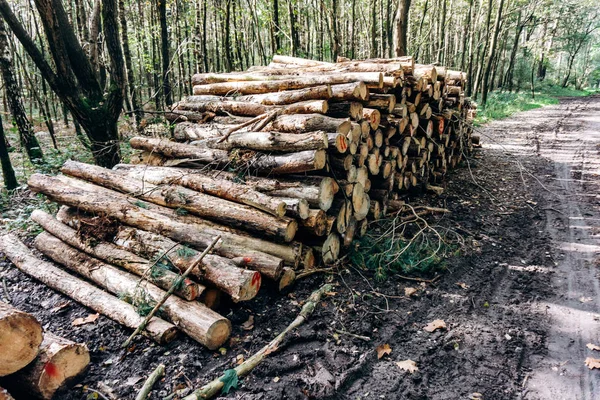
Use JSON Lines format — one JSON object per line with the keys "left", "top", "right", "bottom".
{"left": 1, "top": 96, "right": 599, "bottom": 399}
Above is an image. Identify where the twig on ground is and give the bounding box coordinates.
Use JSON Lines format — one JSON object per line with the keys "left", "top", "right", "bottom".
{"left": 296, "top": 267, "right": 336, "bottom": 280}
{"left": 2, "top": 277, "right": 11, "bottom": 303}
{"left": 122, "top": 235, "right": 221, "bottom": 348}
{"left": 182, "top": 283, "right": 333, "bottom": 400}
{"left": 135, "top": 364, "right": 165, "bottom": 400}
{"left": 334, "top": 329, "right": 371, "bottom": 342}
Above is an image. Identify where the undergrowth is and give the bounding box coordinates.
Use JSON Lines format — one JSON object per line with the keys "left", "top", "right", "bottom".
{"left": 349, "top": 211, "right": 461, "bottom": 281}
{"left": 475, "top": 83, "right": 597, "bottom": 125}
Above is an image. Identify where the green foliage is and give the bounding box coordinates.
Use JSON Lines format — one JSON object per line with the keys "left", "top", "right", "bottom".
{"left": 175, "top": 207, "right": 188, "bottom": 216}
{"left": 0, "top": 192, "right": 57, "bottom": 234}
{"left": 220, "top": 369, "right": 239, "bottom": 394}
{"left": 175, "top": 246, "right": 197, "bottom": 258}
{"left": 134, "top": 200, "right": 149, "bottom": 209}
{"left": 475, "top": 84, "right": 597, "bottom": 125}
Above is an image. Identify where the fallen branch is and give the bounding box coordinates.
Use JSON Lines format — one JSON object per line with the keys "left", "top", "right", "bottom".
{"left": 182, "top": 283, "right": 333, "bottom": 400}
{"left": 135, "top": 364, "right": 165, "bottom": 400}
{"left": 122, "top": 235, "right": 221, "bottom": 348}
{"left": 217, "top": 113, "right": 269, "bottom": 143}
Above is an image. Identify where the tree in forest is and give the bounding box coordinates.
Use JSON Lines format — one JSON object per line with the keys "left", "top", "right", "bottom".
{"left": 0, "top": 19, "right": 44, "bottom": 165}
{"left": 157, "top": 0, "right": 173, "bottom": 106}
{"left": 556, "top": 1, "right": 599, "bottom": 87}
{"left": 393, "top": 0, "right": 412, "bottom": 56}
{"left": 0, "top": 113, "right": 18, "bottom": 190}
{"left": 480, "top": 0, "right": 505, "bottom": 105}
{"left": 0, "top": 0, "right": 125, "bottom": 168}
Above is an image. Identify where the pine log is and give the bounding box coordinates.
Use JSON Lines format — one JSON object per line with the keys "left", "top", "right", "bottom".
{"left": 130, "top": 137, "right": 229, "bottom": 164}
{"left": 366, "top": 94, "right": 396, "bottom": 113}
{"left": 279, "top": 197, "right": 310, "bottom": 220}
{"left": 175, "top": 100, "right": 270, "bottom": 116}
{"left": 278, "top": 267, "right": 296, "bottom": 291}
{"left": 354, "top": 193, "right": 370, "bottom": 221}
{"left": 0, "top": 301, "right": 42, "bottom": 377}
{"left": 329, "top": 82, "right": 369, "bottom": 101}
{"left": 113, "top": 164, "right": 286, "bottom": 218}
{"left": 326, "top": 102, "right": 363, "bottom": 120}
{"left": 326, "top": 132, "right": 349, "bottom": 154}
{"left": 193, "top": 130, "right": 329, "bottom": 152}
{"left": 321, "top": 233, "right": 341, "bottom": 264}
{"left": 0, "top": 234, "right": 177, "bottom": 344}
{"left": 363, "top": 108, "right": 381, "bottom": 130}
{"left": 34, "top": 232, "right": 231, "bottom": 349}
{"left": 259, "top": 177, "right": 336, "bottom": 211}
{"left": 113, "top": 227, "right": 263, "bottom": 299}
{"left": 299, "top": 209, "right": 327, "bottom": 237}
{"left": 267, "top": 113, "right": 351, "bottom": 134}
{"left": 61, "top": 161, "right": 297, "bottom": 241}
{"left": 28, "top": 174, "right": 284, "bottom": 274}
{"left": 30, "top": 210, "right": 203, "bottom": 301}
{"left": 13, "top": 332, "right": 89, "bottom": 400}
{"left": 244, "top": 149, "right": 326, "bottom": 174}
{"left": 192, "top": 73, "right": 383, "bottom": 95}
{"left": 235, "top": 85, "right": 332, "bottom": 105}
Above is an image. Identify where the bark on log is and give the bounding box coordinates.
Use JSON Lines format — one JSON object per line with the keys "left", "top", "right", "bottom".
{"left": 244, "top": 149, "right": 326, "bottom": 175}
{"left": 366, "top": 94, "right": 396, "bottom": 113}
{"left": 130, "top": 137, "right": 229, "bottom": 165}
{"left": 278, "top": 267, "right": 295, "bottom": 291}
{"left": 280, "top": 197, "right": 310, "bottom": 220}
{"left": 113, "top": 227, "right": 264, "bottom": 297}
{"left": 28, "top": 174, "right": 284, "bottom": 274}
{"left": 329, "top": 82, "right": 369, "bottom": 101}
{"left": 34, "top": 232, "right": 231, "bottom": 350}
{"left": 192, "top": 73, "right": 383, "bottom": 95}
{"left": 30, "top": 210, "right": 203, "bottom": 301}
{"left": 326, "top": 102, "right": 363, "bottom": 120}
{"left": 0, "top": 234, "right": 177, "bottom": 344}
{"left": 13, "top": 333, "right": 89, "bottom": 399}
{"left": 61, "top": 161, "right": 297, "bottom": 241}
{"left": 267, "top": 114, "right": 351, "bottom": 134}
{"left": 259, "top": 177, "right": 336, "bottom": 211}
{"left": 0, "top": 301, "right": 42, "bottom": 376}
{"left": 299, "top": 209, "right": 327, "bottom": 237}
{"left": 113, "top": 164, "right": 286, "bottom": 218}
{"left": 193, "top": 130, "right": 328, "bottom": 152}
{"left": 234, "top": 85, "right": 332, "bottom": 105}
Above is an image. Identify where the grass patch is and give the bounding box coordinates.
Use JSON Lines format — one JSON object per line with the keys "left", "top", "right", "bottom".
{"left": 475, "top": 83, "right": 598, "bottom": 125}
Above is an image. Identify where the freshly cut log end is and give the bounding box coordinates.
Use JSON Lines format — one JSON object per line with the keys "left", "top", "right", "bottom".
{"left": 278, "top": 267, "right": 296, "bottom": 291}
{"left": 15, "top": 333, "right": 90, "bottom": 400}
{"left": 321, "top": 233, "right": 341, "bottom": 265}
{"left": 0, "top": 301, "right": 43, "bottom": 377}
{"left": 301, "top": 246, "right": 316, "bottom": 270}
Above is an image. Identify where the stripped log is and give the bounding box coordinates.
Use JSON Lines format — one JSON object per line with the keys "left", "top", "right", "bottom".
{"left": 34, "top": 232, "right": 231, "bottom": 350}
{"left": 61, "top": 160, "right": 297, "bottom": 241}
{"left": 28, "top": 174, "right": 284, "bottom": 274}
{"left": 113, "top": 164, "right": 286, "bottom": 218}
{"left": 194, "top": 130, "right": 329, "bottom": 152}
{"left": 0, "top": 301, "right": 42, "bottom": 376}
{"left": 30, "top": 209, "right": 203, "bottom": 301}
{"left": 267, "top": 114, "right": 352, "bottom": 134}
{"left": 234, "top": 85, "right": 332, "bottom": 105}
{"left": 0, "top": 234, "right": 177, "bottom": 344}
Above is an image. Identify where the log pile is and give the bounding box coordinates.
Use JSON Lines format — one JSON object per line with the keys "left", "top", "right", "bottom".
{"left": 0, "top": 55, "right": 476, "bottom": 355}
{"left": 0, "top": 300, "right": 89, "bottom": 399}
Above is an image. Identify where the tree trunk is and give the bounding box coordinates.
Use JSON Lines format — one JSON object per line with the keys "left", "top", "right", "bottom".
{"left": 0, "top": 113, "right": 17, "bottom": 190}
{"left": 12, "top": 333, "right": 89, "bottom": 400}
{"left": 480, "top": 0, "right": 504, "bottom": 105}
{"left": 157, "top": 0, "right": 172, "bottom": 106}
{"left": 0, "top": 20, "right": 44, "bottom": 164}
{"left": 0, "top": 301, "right": 43, "bottom": 377}
{"left": 393, "top": 0, "right": 412, "bottom": 56}
{"left": 119, "top": 0, "right": 143, "bottom": 125}
{"left": 0, "top": 234, "right": 177, "bottom": 344}
{"left": 34, "top": 232, "right": 231, "bottom": 350}
{"left": 30, "top": 209, "right": 204, "bottom": 301}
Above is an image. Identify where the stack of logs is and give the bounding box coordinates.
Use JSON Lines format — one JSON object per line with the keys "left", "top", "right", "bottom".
{"left": 0, "top": 55, "right": 476, "bottom": 352}
{"left": 0, "top": 300, "right": 89, "bottom": 399}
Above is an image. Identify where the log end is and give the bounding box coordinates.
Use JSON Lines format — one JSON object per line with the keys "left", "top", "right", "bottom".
{"left": 235, "top": 271, "right": 262, "bottom": 303}
{"left": 297, "top": 199, "right": 310, "bottom": 220}
{"left": 36, "top": 342, "right": 90, "bottom": 399}
{"left": 205, "top": 319, "right": 233, "bottom": 350}
{"left": 0, "top": 308, "right": 43, "bottom": 377}
{"left": 319, "top": 178, "right": 336, "bottom": 212}
{"left": 276, "top": 202, "right": 288, "bottom": 218}
{"left": 278, "top": 267, "right": 296, "bottom": 292}
{"left": 285, "top": 220, "right": 299, "bottom": 242}
{"left": 321, "top": 233, "right": 340, "bottom": 265}
{"left": 314, "top": 150, "right": 327, "bottom": 170}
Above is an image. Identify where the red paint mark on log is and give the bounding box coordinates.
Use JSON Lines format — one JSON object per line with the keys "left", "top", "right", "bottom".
{"left": 251, "top": 272, "right": 261, "bottom": 288}
{"left": 44, "top": 362, "right": 59, "bottom": 378}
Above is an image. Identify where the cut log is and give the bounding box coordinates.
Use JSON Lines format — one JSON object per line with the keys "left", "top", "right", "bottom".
{"left": 363, "top": 108, "right": 381, "bottom": 130}
{"left": 13, "top": 332, "right": 89, "bottom": 400}
{"left": 34, "top": 232, "right": 231, "bottom": 350}
{"left": 61, "top": 160, "right": 297, "bottom": 241}
{"left": 366, "top": 94, "right": 396, "bottom": 113}
{"left": 235, "top": 85, "right": 332, "bottom": 105}
{"left": 259, "top": 177, "right": 336, "bottom": 211}
{"left": 0, "top": 234, "right": 177, "bottom": 344}
{"left": 113, "top": 164, "right": 286, "bottom": 218}
{"left": 0, "top": 387, "right": 14, "bottom": 400}
{"left": 130, "top": 137, "right": 229, "bottom": 164}
{"left": 175, "top": 100, "right": 270, "bottom": 116}
{"left": 243, "top": 149, "right": 326, "bottom": 175}
{"left": 329, "top": 82, "right": 369, "bottom": 101}
{"left": 299, "top": 209, "right": 327, "bottom": 237}
{"left": 278, "top": 267, "right": 296, "bottom": 291}
{"left": 30, "top": 209, "right": 203, "bottom": 301}
{"left": 320, "top": 233, "right": 341, "bottom": 264}
{"left": 279, "top": 197, "right": 310, "bottom": 220}
{"left": 193, "top": 130, "right": 329, "bottom": 152}
{"left": 267, "top": 114, "right": 351, "bottom": 134}
{"left": 326, "top": 102, "right": 363, "bottom": 120}
{"left": 327, "top": 132, "right": 349, "bottom": 154}
{"left": 113, "top": 227, "right": 263, "bottom": 299}
{"left": 0, "top": 301, "right": 42, "bottom": 377}
{"left": 28, "top": 174, "right": 284, "bottom": 274}
{"left": 193, "top": 73, "right": 383, "bottom": 95}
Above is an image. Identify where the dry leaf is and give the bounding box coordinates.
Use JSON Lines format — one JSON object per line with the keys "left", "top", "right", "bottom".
{"left": 587, "top": 343, "right": 600, "bottom": 351}
{"left": 273, "top": 377, "right": 280, "bottom": 383}
{"left": 405, "top": 287, "right": 417, "bottom": 297}
{"left": 376, "top": 343, "right": 392, "bottom": 359}
{"left": 395, "top": 359, "right": 418, "bottom": 373}
{"left": 72, "top": 313, "right": 99, "bottom": 326}
{"left": 456, "top": 282, "right": 469, "bottom": 289}
{"left": 424, "top": 319, "right": 446, "bottom": 332}
{"left": 241, "top": 315, "right": 254, "bottom": 331}
{"left": 585, "top": 357, "right": 600, "bottom": 369}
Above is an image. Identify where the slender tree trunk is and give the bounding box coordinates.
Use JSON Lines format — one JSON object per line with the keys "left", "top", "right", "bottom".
{"left": 157, "top": 0, "right": 172, "bottom": 106}
{"left": 0, "top": 19, "right": 44, "bottom": 164}
{"left": 273, "top": 0, "right": 281, "bottom": 53}
{"left": 481, "top": 0, "right": 504, "bottom": 105}
{"left": 119, "top": 0, "right": 143, "bottom": 125}
{"left": 393, "top": 0, "right": 412, "bottom": 56}
{"left": 0, "top": 113, "right": 18, "bottom": 190}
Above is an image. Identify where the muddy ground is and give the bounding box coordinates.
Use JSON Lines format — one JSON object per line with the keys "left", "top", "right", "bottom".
{"left": 1, "top": 96, "right": 599, "bottom": 400}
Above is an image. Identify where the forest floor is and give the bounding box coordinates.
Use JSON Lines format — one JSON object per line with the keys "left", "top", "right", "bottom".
{"left": 0, "top": 96, "right": 599, "bottom": 399}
